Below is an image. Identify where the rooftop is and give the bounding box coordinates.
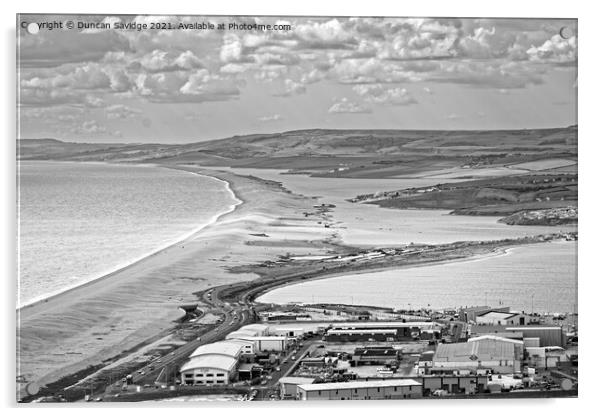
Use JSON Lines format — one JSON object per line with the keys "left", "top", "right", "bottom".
{"left": 240, "top": 323, "right": 269, "bottom": 332}
{"left": 468, "top": 335, "right": 524, "bottom": 345}
{"left": 180, "top": 354, "right": 238, "bottom": 373}
{"left": 328, "top": 329, "right": 397, "bottom": 335}
{"left": 331, "top": 321, "right": 434, "bottom": 329}
{"left": 477, "top": 311, "right": 519, "bottom": 320}
{"left": 434, "top": 339, "right": 516, "bottom": 362}
{"left": 190, "top": 341, "right": 243, "bottom": 359}
{"left": 298, "top": 379, "right": 421, "bottom": 392}
{"left": 279, "top": 377, "right": 316, "bottom": 385}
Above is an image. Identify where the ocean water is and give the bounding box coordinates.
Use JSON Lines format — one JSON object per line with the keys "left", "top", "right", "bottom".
{"left": 17, "top": 161, "right": 238, "bottom": 307}
{"left": 257, "top": 241, "right": 577, "bottom": 314}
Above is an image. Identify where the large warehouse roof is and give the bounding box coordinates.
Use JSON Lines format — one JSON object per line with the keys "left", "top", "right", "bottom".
{"left": 298, "top": 379, "right": 421, "bottom": 392}
{"left": 226, "top": 329, "right": 261, "bottom": 339}
{"left": 240, "top": 323, "right": 269, "bottom": 333}
{"left": 331, "top": 321, "right": 435, "bottom": 329}
{"left": 180, "top": 354, "right": 238, "bottom": 373}
{"left": 190, "top": 341, "right": 243, "bottom": 359}
{"left": 434, "top": 339, "right": 515, "bottom": 362}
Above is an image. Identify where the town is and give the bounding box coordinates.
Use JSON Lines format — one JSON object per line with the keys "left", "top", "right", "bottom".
{"left": 28, "top": 297, "right": 577, "bottom": 402}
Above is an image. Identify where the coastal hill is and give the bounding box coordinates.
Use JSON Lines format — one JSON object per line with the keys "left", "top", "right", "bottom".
{"left": 18, "top": 126, "right": 577, "bottom": 178}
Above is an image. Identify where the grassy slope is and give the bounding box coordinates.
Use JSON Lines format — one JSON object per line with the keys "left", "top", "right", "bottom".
{"left": 363, "top": 173, "right": 577, "bottom": 216}
{"left": 18, "top": 126, "right": 577, "bottom": 179}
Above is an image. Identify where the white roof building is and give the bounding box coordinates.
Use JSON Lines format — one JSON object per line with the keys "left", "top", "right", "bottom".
{"left": 298, "top": 379, "right": 421, "bottom": 392}
{"left": 189, "top": 341, "right": 243, "bottom": 359}
{"left": 180, "top": 354, "right": 238, "bottom": 374}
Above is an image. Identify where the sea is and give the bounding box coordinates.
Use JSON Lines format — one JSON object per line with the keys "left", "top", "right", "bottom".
{"left": 257, "top": 241, "right": 578, "bottom": 314}
{"left": 17, "top": 161, "right": 238, "bottom": 307}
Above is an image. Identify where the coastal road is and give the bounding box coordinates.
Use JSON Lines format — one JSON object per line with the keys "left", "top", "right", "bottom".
{"left": 128, "top": 286, "right": 254, "bottom": 387}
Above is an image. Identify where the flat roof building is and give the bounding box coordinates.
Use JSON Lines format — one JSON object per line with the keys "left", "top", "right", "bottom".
{"left": 279, "top": 377, "right": 316, "bottom": 399}
{"left": 297, "top": 379, "right": 422, "bottom": 400}
{"left": 433, "top": 338, "right": 522, "bottom": 375}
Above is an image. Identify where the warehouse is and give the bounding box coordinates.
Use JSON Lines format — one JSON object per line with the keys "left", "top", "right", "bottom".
{"left": 269, "top": 326, "right": 306, "bottom": 337}
{"left": 279, "top": 376, "right": 316, "bottom": 399}
{"left": 352, "top": 346, "right": 400, "bottom": 366}
{"left": 432, "top": 338, "right": 522, "bottom": 375}
{"left": 422, "top": 375, "right": 489, "bottom": 395}
{"left": 180, "top": 355, "right": 239, "bottom": 386}
{"left": 506, "top": 326, "right": 565, "bottom": 347}
{"left": 325, "top": 329, "right": 398, "bottom": 343}
{"left": 476, "top": 311, "right": 537, "bottom": 326}
{"left": 296, "top": 379, "right": 422, "bottom": 400}
{"left": 326, "top": 321, "right": 437, "bottom": 342}
{"left": 239, "top": 323, "right": 269, "bottom": 336}
{"left": 229, "top": 336, "right": 288, "bottom": 352}
{"left": 189, "top": 341, "right": 243, "bottom": 360}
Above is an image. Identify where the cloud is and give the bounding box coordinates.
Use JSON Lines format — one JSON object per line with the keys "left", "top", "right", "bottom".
{"left": 527, "top": 34, "right": 577, "bottom": 64}
{"left": 105, "top": 104, "right": 142, "bottom": 119}
{"left": 138, "top": 50, "right": 204, "bottom": 72}
{"left": 328, "top": 98, "right": 372, "bottom": 114}
{"left": 78, "top": 120, "right": 106, "bottom": 134}
{"left": 353, "top": 84, "right": 417, "bottom": 106}
{"left": 258, "top": 114, "right": 283, "bottom": 122}
{"left": 272, "top": 79, "right": 306, "bottom": 97}
{"left": 17, "top": 16, "right": 578, "bottom": 112}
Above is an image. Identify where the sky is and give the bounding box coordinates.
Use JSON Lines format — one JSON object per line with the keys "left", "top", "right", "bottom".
{"left": 17, "top": 15, "right": 577, "bottom": 143}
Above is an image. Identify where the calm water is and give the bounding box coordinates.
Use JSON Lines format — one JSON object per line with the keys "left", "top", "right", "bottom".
{"left": 17, "top": 161, "right": 238, "bottom": 307}
{"left": 257, "top": 241, "right": 577, "bottom": 313}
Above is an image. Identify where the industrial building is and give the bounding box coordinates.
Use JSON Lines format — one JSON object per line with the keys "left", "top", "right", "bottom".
{"left": 459, "top": 306, "right": 508, "bottom": 323}
{"left": 506, "top": 326, "right": 565, "bottom": 347}
{"left": 180, "top": 355, "right": 239, "bottom": 386}
{"left": 189, "top": 341, "right": 243, "bottom": 360}
{"left": 475, "top": 311, "right": 538, "bottom": 326}
{"left": 415, "top": 351, "right": 435, "bottom": 375}
{"left": 422, "top": 375, "right": 489, "bottom": 395}
{"left": 325, "top": 321, "right": 436, "bottom": 342}
{"left": 351, "top": 346, "right": 400, "bottom": 366}
{"left": 432, "top": 337, "right": 522, "bottom": 375}
{"left": 279, "top": 376, "right": 316, "bottom": 399}
{"left": 525, "top": 346, "right": 567, "bottom": 369}
{"left": 227, "top": 336, "right": 288, "bottom": 352}
{"left": 269, "top": 326, "right": 306, "bottom": 337}
{"left": 296, "top": 379, "right": 423, "bottom": 400}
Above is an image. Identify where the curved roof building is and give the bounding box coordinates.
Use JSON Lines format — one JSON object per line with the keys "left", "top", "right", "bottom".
{"left": 189, "top": 341, "right": 243, "bottom": 359}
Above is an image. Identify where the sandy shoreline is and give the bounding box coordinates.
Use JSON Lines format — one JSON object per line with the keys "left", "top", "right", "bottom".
{"left": 17, "top": 166, "right": 333, "bottom": 390}
{"left": 17, "top": 163, "right": 242, "bottom": 310}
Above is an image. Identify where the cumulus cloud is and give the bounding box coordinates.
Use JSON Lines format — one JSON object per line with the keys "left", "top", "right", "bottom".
{"left": 17, "top": 16, "right": 577, "bottom": 112}
{"left": 328, "top": 98, "right": 372, "bottom": 114}
{"left": 272, "top": 79, "right": 306, "bottom": 97}
{"left": 353, "top": 84, "right": 417, "bottom": 106}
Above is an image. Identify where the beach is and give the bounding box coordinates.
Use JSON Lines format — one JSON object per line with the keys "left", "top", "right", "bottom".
{"left": 17, "top": 168, "right": 334, "bottom": 390}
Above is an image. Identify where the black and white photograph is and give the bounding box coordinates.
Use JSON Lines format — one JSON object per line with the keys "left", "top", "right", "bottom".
{"left": 13, "top": 5, "right": 582, "bottom": 407}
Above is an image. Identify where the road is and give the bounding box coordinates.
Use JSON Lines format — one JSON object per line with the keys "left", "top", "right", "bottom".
{"left": 129, "top": 286, "right": 255, "bottom": 387}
